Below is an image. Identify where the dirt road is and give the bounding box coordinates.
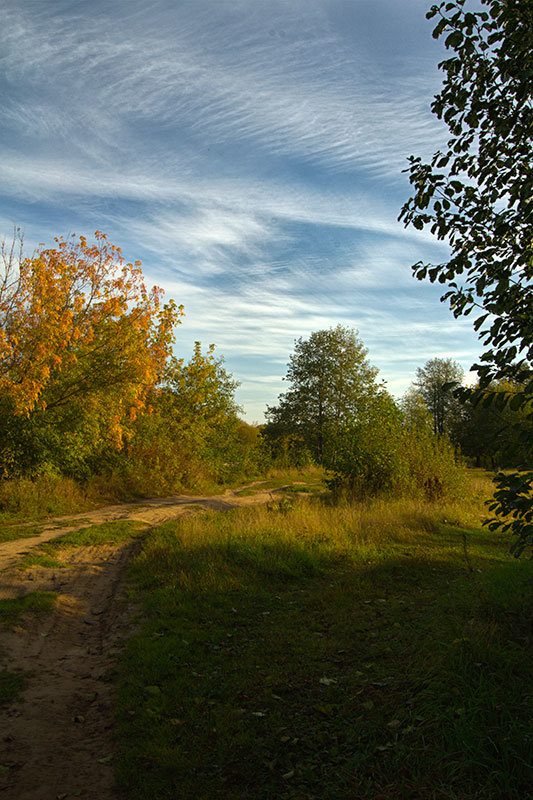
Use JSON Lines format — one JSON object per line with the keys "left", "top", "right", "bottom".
{"left": 0, "top": 485, "right": 280, "bottom": 800}
{"left": 0, "top": 485, "right": 278, "bottom": 574}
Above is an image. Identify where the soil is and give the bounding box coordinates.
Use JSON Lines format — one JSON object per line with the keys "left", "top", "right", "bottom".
{"left": 0, "top": 485, "right": 282, "bottom": 800}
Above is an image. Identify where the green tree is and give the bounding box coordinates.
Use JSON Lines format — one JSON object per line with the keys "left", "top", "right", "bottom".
{"left": 117, "top": 343, "right": 246, "bottom": 492}
{"left": 414, "top": 358, "right": 464, "bottom": 437}
{"left": 452, "top": 381, "right": 533, "bottom": 470}
{"left": 327, "top": 391, "right": 403, "bottom": 497}
{"left": 169, "top": 342, "right": 243, "bottom": 481}
{"left": 265, "top": 326, "right": 381, "bottom": 463}
{"left": 400, "top": 385, "right": 433, "bottom": 432}
{"left": 399, "top": 0, "right": 533, "bottom": 555}
{"left": 169, "top": 342, "right": 240, "bottom": 434}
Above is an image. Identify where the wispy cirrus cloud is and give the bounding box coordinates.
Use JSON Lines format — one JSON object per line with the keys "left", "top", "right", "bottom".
{"left": 1, "top": 0, "right": 443, "bottom": 175}
{"left": 0, "top": 0, "right": 480, "bottom": 420}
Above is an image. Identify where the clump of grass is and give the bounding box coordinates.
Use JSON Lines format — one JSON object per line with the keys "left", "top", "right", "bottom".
{"left": 0, "top": 670, "right": 28, "bottom": 707}
{"left": 46, "top": 519, "right": 147, "bottom": 548}
{"left": 282, "top": 483, "right": 320, "bottom": 494}
{"left": 19, "top": 552, "right": 63, "bottom": 569}
{"left": 117, "top": 483, "right": 533, "bottom": 800}
{"left": 16, "top": 520, "right": 147, "bottom": 570}
{"left": 265, "top": 463, "right": 325, "bottom": 484}
{"left": 0, "top": 591, "right": 58, "bottom": 626}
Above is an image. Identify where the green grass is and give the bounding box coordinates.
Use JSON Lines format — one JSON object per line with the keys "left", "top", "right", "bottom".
{"left": 0, "top": 591, "right": 58, "bottom": 626}
{"left": 17, "top": 552, "right": 64, "bottom": 569}
{"left": 0, "top": 517, "right": 104, "bottom": 545}
{"left": 0, "top": 670, "right": 28, "bottom": 707}
{"left": 236, "top": 482, "right": 324, "bottom": 498}
{"left": 16, "top": 520, "right": 148, "bottom": 570}
{"left": 282, "top": 484, "right": 321, "bottom": 494}
{"left": 41, "top": 519, "right": 147, "bottom": 547}
{"left": 116, "top": 483, "right": 533, "bottom": 800}
{"left": 0, "top": 523, "right": 45, "bottom": 543}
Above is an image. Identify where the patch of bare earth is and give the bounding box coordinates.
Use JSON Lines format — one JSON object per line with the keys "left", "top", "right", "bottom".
{"left": 0, "top": 487, "right": 281, "bottom": 800}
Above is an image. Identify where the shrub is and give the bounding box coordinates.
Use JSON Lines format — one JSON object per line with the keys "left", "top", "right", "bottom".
{"left": 326, "top": 394, "right": 465, "bottom": 502}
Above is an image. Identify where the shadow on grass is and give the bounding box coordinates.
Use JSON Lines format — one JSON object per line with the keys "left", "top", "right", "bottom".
{"left": 117, "top": 525, "right": 533, "bottom": 800}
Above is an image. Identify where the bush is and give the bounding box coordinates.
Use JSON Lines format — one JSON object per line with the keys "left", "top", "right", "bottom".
{"left": 326, "top": 394, "right": 465, "bottom": 502}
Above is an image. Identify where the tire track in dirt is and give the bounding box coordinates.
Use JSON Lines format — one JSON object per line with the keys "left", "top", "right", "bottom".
{"left": 1, "top": 539, "right": 144, "bottom": 799}
{"left": 0, "top": 486, "right": 282, "bottom": 800}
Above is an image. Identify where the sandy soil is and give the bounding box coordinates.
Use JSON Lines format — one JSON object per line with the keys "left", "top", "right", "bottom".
{"left": 0, "top": 485, "right": 280, "bottom": 800}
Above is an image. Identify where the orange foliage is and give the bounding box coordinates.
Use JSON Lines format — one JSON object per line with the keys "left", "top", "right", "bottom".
{"left": 0, "top": 231, "right": 183, "bottom": 443}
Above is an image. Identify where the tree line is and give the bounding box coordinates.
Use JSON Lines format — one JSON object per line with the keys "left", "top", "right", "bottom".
{"left": 0, "top": 231, "right": 528, "bottom": 520}
{"left": 263, "top": 325, "right": 530, "bottom": 502}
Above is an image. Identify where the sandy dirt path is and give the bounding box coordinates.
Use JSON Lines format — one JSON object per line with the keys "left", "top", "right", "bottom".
{"left": 0, "top": 485, "right": 278, "bottom": 574}
{"left": 0, "top": 485, "right": 281, "bottom": 800}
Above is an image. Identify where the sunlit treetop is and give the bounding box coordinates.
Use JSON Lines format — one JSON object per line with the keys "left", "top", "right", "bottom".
{"left": 0, "top": 231, "right": 184, "bottom": 442}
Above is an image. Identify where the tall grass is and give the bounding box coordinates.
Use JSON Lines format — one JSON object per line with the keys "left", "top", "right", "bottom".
{"left": 0, "top": 473, "right": 101, "bottom": 520}
{"left": 134, "top": 494, "right": 479, "bottom": 580}
{"left": 0, "top": 461, "right": 326, "bottom": 524}
{"left": 118, "top": 472, "right": 532, "bottom": 799}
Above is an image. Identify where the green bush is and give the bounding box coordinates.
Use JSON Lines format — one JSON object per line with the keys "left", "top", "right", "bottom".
{"left": 326, "top": 394, "right": 465, "bottom": 501}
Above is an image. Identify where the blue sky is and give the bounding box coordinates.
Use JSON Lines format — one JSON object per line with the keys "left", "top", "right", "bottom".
{"left": 1, "top": 0, "right": 482, "bottom": 421}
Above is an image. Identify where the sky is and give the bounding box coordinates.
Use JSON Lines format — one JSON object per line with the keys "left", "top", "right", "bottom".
{"left": 0, "top": 0, "right": 484, "bottom": 421}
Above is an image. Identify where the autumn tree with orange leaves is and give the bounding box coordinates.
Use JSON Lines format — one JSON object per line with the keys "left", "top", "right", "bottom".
{"left": 0, "top": 231, "right": 183, "bottom": 477}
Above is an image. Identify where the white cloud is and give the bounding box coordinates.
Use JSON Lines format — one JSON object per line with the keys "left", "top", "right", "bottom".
{"left": 0, "top": 0, "right": 480, "bottom": 421}
{"left": 1, "top": 0, "right": 444, "bottom": 176}
{"left": 0, "top": 152, "right": 442, "bottom": 244}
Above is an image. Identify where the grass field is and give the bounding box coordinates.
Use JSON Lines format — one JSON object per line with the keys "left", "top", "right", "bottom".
{"left": 116, "top": 474, "right": 533, "bottom": 799}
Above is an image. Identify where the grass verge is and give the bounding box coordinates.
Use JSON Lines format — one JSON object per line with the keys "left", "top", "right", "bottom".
{"left": 0, "top": 524, "right": 45, "bottom": 544}
{"left": 116, "top": 484, "right": 533, "bottom": 800}
{"left": 16, "top": 520, "right": 148, "bottom": 570}
{"left": 0, "top": 474, "right": 102, "bottom": 523}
